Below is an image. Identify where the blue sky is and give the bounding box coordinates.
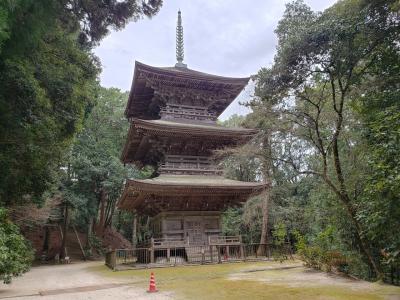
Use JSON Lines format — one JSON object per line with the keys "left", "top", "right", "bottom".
{"left": 94, "top": 0, "right": 337, "bottom": 120}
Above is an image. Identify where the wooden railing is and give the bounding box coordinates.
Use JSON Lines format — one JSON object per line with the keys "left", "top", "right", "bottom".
{"left": 152, "top": 237, "right": 187, "bottom": 247}
{"left": 105, "top": 242, "right": 294, "bottom": 270}
{"left": 160, "top": 104, "right": 217, "bottom": 122}
{"left": 209, "top": 235, "right": 241, "bottom": 245}
{"left": 159, "top": 155, "right": 222, "bottom": 175}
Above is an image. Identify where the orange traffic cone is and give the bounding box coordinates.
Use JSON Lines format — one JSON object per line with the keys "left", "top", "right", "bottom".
{"left": 147, "top": 272, "right": 158, "bottom": 293}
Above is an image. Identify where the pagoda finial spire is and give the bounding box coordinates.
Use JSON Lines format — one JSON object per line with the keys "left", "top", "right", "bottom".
{"left": 175, "top": 10, "right": 187, "bottom": 68}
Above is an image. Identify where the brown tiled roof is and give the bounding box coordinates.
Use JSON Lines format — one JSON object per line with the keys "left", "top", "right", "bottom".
{"left": 121, "top": 118, "right": 257, "bottom": 164}
{"left": 125, "top": 61, "right": 250, "bottom": 119}
{"left": 117, "top": 175, "right": 267, "bottom": 212}
{"left": 130, "top": 174, "right": 265, "bottom": 188}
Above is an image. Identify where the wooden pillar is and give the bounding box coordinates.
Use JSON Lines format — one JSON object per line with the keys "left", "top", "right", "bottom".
{"left": 106, "top": 250, "right": 116, "bottom": 270}
{"left": 111, "top": 250, "right": 116, "bottom": 270}
{"left": 167, "top": 247, "right": 170, "bottom": 263}
{"left": 209, "top": 245, "right": 214, "bottom": 263}
{"left": 239, "top": 235, "right": 245, "bottom": 261}
{"left": 132, "top": 211, "right": 137, "bottom": 248}
{"left": 150, "top": 238, "right": 155, "bottom": 263}
{"left": 217, "top": 246, "right": 222, "bottom": 264}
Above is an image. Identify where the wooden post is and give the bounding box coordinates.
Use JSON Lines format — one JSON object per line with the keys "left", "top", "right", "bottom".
{"left": 201, "top": 247, "right": 205, "bottom": 265}
{"left": 226, "top": 245, "right": 229, "bottom": 260}
{"left": 106, "top": 250, "right": 116, "bottom": 270}
{"left": 240, "top": 245, "right": 245, "bottom": 261}
{"left": 150, "top": 248, "right": 154, "bottom": 264}
{"left": 209, "top": 245, "right": 213, "bottom": 263}
{"left": 112, "top": 250, "right": 116, "bottom": 270}
{"left": 150, "top": 238, "right": 155, "bottom": 263}
{"left": 167, "top": 247, "right": 170, "bottom": 263}
{"left": 217, "top": 246, "right": 222, "bottom": 264}
{"left": 132, "top": 212, "right": 137, "bottom": 248}
{"left": 239, "top": 236, "right": 245, "bottom": 261}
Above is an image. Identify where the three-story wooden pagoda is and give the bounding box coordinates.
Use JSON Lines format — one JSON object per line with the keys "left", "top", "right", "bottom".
{"left": 118, "top": 11, "right": 266, "bottom": 254}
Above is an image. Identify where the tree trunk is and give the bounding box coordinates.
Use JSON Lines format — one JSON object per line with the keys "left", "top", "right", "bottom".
{"left": 257, "top": 190, "right": 270, "bottom": 255}
{"left": 259, "top": 192, "right": 270, "bottom": 244}
{"left": 104, "top": 197, "right": 116, "bottom": 228}
{"left": 60, "top": 202, "right": 69, "bottom": 259}
{"left": 86, "top": 217, "right": 94, "bottom": 248}
{"left": 327, "top": 103, "right": 383, "bottom": 279}
{"left": 97, "top": 189, "right": 106, "bottom": 236}
{"left": 336, "top": 192, "right": 383, "bottom": 279}
{"left": 258, "top": 131, "right": 273, "bottom": 255}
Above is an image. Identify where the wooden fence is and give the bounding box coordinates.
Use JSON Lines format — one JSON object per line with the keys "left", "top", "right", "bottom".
{"left": 105, "top": 242, "right": 293, "bottom": 270}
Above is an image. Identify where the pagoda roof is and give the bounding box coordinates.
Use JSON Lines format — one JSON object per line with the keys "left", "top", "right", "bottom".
{"left": 128, "top": 174, "right": 266, "bottom": 189}
{"left": 121, "top": 118, "right": 257, "bottom": 164}
{"left": 118, "top": 175, "right": 267, "bottom": 212}
{"left": 130, "top": 118, "right": 257, "bottom": 136}
{"left": 125, "top": 61, "right": 250, "bottom": 119}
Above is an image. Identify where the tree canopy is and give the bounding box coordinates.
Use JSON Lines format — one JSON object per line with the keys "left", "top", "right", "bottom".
{"left": 0, "top": 0, "right": 162, "bottom": 206}
{"left": 0, "top": 0, "right": 162, "bottom": 283}
{"left": 245, "top": 0, "right": 400, "bottom": 280}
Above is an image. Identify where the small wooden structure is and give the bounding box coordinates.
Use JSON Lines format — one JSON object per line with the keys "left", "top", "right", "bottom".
{"left": 116, "top": 11, "right": 267, "bottom": 264}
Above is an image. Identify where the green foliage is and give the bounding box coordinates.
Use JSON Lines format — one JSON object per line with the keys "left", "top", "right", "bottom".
{"left": 222, "top": 208, "right": 243, "bottom": 236}
{"left": 0, "top": 207, "right": 34, "bottom": 284}
{"left": 0, "top": 0, "right": 162, "bottom": 206}
{"left": 294, "top": 228, "right": 347, "bottom": 273}
{"left": 248, "top": 0, "right": 399, "bottom": 281}
{"left": 222, "top": 198, "right": 264, "bottom": 244}
{"left": 0, "top": 27, "right": 99, "bottom": 205}
{"left": 272, "top": 222, "right": 288, "bottom": 262}
{"left": 87, "top": 234, "right": 106, "bottom": 256}
{"left": 63, "top": 87, "right": 134, "bottom": 230}
{"left": 0, "top": 0, "right": 162, "bottom": 282}
{"left": 219, "top": 114, "right": 246, "bottom": 128}
{"left": 62, "top": 87, "right": 152, "bottom": 246}
{"left": 273, "top": 222, "right": 287, "bottom": 247}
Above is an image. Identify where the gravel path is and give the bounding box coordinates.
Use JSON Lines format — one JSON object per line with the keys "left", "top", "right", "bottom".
{"left": 0, "top": 262, "right": 172, "bottom": 300}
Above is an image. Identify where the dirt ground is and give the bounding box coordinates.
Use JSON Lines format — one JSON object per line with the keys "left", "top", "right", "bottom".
{"left": 0, "top": 261, "right": 172, "bottom": 300}
{"left": 1, "top": 260, "right": 399, "bottom": 299}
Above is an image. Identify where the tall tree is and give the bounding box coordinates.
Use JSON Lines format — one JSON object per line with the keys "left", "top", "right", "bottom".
{"left": 0, "top": 0, "right": 162, "bottom": 206}
{"left": 252, "top": 0, "right": 399, "bottom": 278}
{"left": 64, "top": 88, "right": 131, "bottom": 236}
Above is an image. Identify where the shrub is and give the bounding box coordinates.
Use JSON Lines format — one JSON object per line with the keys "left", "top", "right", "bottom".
{"left": 294, "top": 229, "right": 348, "bottom": 273}
{"left": 272, "top": 222, "right": 288, "bottom": 262}
{"left": 88, "top": 234, "right": 105, "bottom": 256}
{"left": 0, "top": 207, "right": 34, "bottom": 284}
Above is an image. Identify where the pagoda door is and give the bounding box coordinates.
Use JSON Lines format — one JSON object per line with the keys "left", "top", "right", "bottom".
{"left": 185, "top": 219, "right": 204, "bottom": 245}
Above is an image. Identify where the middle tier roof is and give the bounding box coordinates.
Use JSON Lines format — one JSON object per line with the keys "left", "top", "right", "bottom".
{"left": 121, "top": 118, "right": 257, "bottom": 166}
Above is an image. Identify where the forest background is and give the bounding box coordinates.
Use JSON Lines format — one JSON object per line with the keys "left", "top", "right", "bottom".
{"left": 0, "top": 0, "right": 399, "bottom": 285}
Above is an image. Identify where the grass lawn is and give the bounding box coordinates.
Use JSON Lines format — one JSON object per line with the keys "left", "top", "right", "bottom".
{"left": 91, "top": 260, "right": 400, "bottom": 300}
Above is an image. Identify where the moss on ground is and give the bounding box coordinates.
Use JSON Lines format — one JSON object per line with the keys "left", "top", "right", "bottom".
{"left": 89, "top": 261, "right": 400, "bottom": 300}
